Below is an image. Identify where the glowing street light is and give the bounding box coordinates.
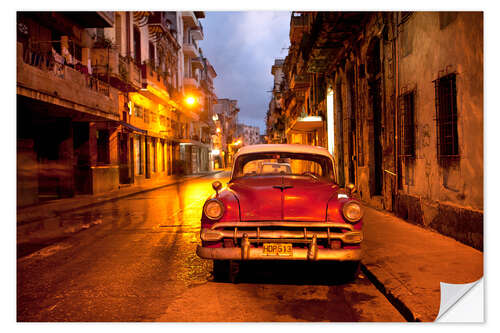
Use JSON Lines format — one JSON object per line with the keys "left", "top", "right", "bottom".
{"left": 216, "top": 128, "right": 221, "bottom": 133}
{"left": 231, "top": 139, "right": 242, "bottom": 146}
{"left": 185, "top": 95, "right": 196, "bottom": 106}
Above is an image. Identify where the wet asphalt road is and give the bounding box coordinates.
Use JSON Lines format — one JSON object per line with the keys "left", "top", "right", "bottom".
{"left": 17, "top": 172, "right": 404, "bottom": 322}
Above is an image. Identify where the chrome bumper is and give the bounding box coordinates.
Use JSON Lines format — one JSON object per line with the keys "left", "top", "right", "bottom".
{"left": 196, "top": 244, "right": 362, "bottom": 261}
{"left": 198, "top": 221, "right": 362, "bottom": 261}
{"left": 200, "top": 221, "right": 363, "bottom": 244}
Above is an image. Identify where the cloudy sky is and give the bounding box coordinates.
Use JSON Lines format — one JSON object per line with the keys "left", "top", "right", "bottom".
{"left": 198, "top": 11, "right": 291, "bottom": 135}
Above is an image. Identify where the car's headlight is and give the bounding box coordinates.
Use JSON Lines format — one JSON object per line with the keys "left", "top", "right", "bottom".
{"left": 203, "top": 199, "right": 225, "bottom": 220}
{"left": 342, "top": 201, "right": 363, "bottom": 223}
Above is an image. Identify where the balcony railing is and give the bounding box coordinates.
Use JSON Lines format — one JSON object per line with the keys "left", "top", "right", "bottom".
{"left": 181, "top": 12, "right": 200, "bottom": 28}
{"left": 290, "top": 14, "right": 307, "bottom": 43}
{"left": 22, "top": 44, "right": 110, "bottom": 96}
{"left": 290, "top": 73, "right": 311, "bottom": 91}
{"left": 148, "top": 12, "right": 169, "bottom": 33}
{"left": 142, "top": 60, "right": 167, "bottom": 91}
{"left": 17, "top": 42, "right": 117, "bottom": 120}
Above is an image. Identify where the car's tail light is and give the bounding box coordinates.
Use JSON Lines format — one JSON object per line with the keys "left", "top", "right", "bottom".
{"left": 342, "top": 201, "right": 364, "bottom": 223}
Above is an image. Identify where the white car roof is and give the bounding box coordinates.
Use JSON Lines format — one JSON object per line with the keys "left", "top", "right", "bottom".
{"left": 233, "top": 144, "right": 333, "bottom": 160}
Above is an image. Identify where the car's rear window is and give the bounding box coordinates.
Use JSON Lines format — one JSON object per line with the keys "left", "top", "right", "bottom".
{"left": 233, "top": 152, "right": 335, "bottom": 182}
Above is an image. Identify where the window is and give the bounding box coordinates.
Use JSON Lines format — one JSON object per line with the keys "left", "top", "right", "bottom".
{"left": 152, "top": 139, "right": 157, "bottom": 173}
{"left": 151, "top": 109, "right": 158, "bottom": 123}
{"left": 233, "top": 153, "right": 336, "bottom": 182}
{"left": 434, "top": 73, "right": 459, "bottom": 159}
{"left": 149, "top": 41, "right": 155, "bottom": 67}
{"left": 399, "top": 90, "right": 416, "bottom": 157}
{"left": 97, "top": 130, "right": 110, "bottom": 164}
{"left": 134, "top": 104, "right": 143, "bottom": 118}
{"left": 133, "top": 26, "right": 141, "bottom": 65}
{"left": 135, "top": 135, "right": 143, "bottom": 175}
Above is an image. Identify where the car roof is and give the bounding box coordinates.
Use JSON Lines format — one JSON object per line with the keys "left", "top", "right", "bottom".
{"left": 234, "top": 144, "right": 333, "bottom": 160}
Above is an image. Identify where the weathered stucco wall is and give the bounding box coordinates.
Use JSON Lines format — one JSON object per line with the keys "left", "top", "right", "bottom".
{"left": 398, "top": 12, "right": 483, "bottom": 211}
{"left": 394, "top": 12, "right": 483, "bottom": 249}
{"left": 328, "top": 12, "right": 483, "bottom": 250}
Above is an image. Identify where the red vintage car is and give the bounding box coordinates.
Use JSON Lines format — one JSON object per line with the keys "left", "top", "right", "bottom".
{"left": 196, "top": 144, "right": 363, "bottom": 282}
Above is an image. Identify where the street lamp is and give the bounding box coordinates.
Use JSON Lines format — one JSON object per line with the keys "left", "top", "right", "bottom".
{"left": 185, "top": 95, "right": 196, "bottom": 106}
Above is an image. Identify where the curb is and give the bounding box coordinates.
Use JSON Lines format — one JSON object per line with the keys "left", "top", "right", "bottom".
{"left": 17, "top": 170, "right": 225, "bottom": 227}
{"left": 360, "top": 263, "right": 420, "bottom": 322}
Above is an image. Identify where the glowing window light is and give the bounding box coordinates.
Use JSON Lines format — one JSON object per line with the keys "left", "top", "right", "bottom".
{"left": 327, "top": 89, "right": 335, "bottom": 156}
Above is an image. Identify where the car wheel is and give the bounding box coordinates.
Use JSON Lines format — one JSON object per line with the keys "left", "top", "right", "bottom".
{"left": 228, "top": 260, "right": 240, "bottom": 284}
{"left": 343, "top": 261, "right": 360, "bottom": 282}
{"left": 213, "top": 260, "right": 229, "bottom": 282}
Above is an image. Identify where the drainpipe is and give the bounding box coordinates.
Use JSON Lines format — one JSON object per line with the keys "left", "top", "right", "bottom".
{"left": 393, "top": 12, "right": 400, "bottom": 206}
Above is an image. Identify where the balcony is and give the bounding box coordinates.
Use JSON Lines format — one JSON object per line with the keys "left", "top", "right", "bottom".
{"left": 140, "top": 61, "right": 169, "bottom": 104}
{"left": 191, "top": 57, "right": 204, "bottom": 70}
{"left": 290, "top": 14, "right": 307, "bottom": 43}
{"left": 290, "top": 74, "right": 311, "bottom": 91}
{"left": 181, "top": 12, "right": 201, "bottom": 28}
{"left": 92, "top": 48, "right": 142, "bottom": 92}
{"left": 17, "top": 42, "right": 118, "bottom": 121}
{"left": 183, "top": 42, "right": 199, "bottom": 58}
{"left": 191, "top": 23, "right": 204, "bottom": 40}
{"left": 183, "top": 77, "right": 199, "bottom": 89}
{"left": 61, "top": 11, "right": 114, "bottom": 27}
{"left": 148, "top": 12, "right": 169, "bottom": 33}
{"left": 303, "top": 12, "right": 367, "bottom": 73}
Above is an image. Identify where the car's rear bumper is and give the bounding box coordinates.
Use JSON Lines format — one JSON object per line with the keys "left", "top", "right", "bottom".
{"left": 196, "top": 245, "right": 362, "bottom": 261}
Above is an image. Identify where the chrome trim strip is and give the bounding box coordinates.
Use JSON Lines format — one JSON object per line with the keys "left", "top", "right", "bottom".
{"left": 210, "top": 221, "right": 355, "bottom": 231}
{"left": 200, "top": 228, "right": 363, "bottom": 244}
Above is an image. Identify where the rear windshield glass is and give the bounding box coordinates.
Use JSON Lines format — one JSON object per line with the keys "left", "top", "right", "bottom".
{"left": 232, "top": 152, "right": 335, "bottom": 182}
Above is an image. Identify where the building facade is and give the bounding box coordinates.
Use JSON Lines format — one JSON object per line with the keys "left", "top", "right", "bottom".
{"left": 213, "top": 98, "right": 239, "bottom": 167}
{"left": 17, "top": 11, "right": 218, "bottom": 207}
{"left": 267, "top": 12, "right": 483, "bottom": 250}
{"left": 236, "top": 123, "right": 261, "bottom": 146}
{"left": 266, "top": 59, "right": 285, "bottom": 143}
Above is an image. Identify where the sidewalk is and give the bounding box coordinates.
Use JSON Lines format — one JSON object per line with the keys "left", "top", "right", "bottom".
{"left": 360, "top": 205, "right": 483, "bottom": 322}
{"left": 17, "top": 170, "right": 226, "bottom": 246}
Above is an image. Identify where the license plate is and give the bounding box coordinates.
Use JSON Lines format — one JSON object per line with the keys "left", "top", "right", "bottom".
{"left": 262, "top": 243, "right": 293, "bottom": 256}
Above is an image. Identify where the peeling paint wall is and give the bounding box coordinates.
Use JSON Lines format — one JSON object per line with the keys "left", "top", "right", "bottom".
{"left": 330, "top": 12, "right": 483, "bottom": 249}
{"left": 394, "top": 12, "right": 483, "bottom": 249}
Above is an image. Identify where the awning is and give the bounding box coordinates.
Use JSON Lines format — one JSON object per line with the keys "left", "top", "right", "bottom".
{"left": 119, "top": 121, "right": 147, "bottom": 134}
{"left": 287, "top": 116, "right": 324, "bottom": 133}
{"left": 172, "top": 138, "right": 210, "bottom": 148}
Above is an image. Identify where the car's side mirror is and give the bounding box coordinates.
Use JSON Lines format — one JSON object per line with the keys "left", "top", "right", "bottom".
{"left": 212, "top": 181, "right": 222, "bottom": 196}
{"left": 346, "top": 183, "right": 356, "bottom": 196}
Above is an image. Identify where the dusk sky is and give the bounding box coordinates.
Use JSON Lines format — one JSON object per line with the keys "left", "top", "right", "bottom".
{"left": 199, "top": 11, "right": 291, "bottom": 135}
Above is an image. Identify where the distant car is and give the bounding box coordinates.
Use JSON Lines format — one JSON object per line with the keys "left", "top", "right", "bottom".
{"left": 196, "top": 144, "right": 363, "bottom": 282}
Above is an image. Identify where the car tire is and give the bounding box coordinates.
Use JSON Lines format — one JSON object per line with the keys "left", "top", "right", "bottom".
{"left": 343, "top": 261, "right": 361, "bottom": 282}
{"left": 213, "top": 260, "right": 229, "bottom": 282}
{"left": 228, "top": 260, "right": 240, "bottom": 284}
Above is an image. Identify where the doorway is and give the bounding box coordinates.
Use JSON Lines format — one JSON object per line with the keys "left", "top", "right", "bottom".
{"left": 119, "top": 133, "right": 131, "bottom": 184}
{"left": 369, "top": 79, "right": 383, "bottom": 195}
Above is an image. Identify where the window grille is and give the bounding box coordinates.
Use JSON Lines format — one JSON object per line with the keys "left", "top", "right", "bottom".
{"left": 398, "top": 90, "right": 416, "bottom": 157}
{"left": 434, "top": 73, "right": 459, "bottom": 160}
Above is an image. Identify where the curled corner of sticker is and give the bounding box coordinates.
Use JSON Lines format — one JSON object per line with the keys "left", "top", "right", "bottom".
{"left": 435, "top": 278, "right": 483, "bottom": 322}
